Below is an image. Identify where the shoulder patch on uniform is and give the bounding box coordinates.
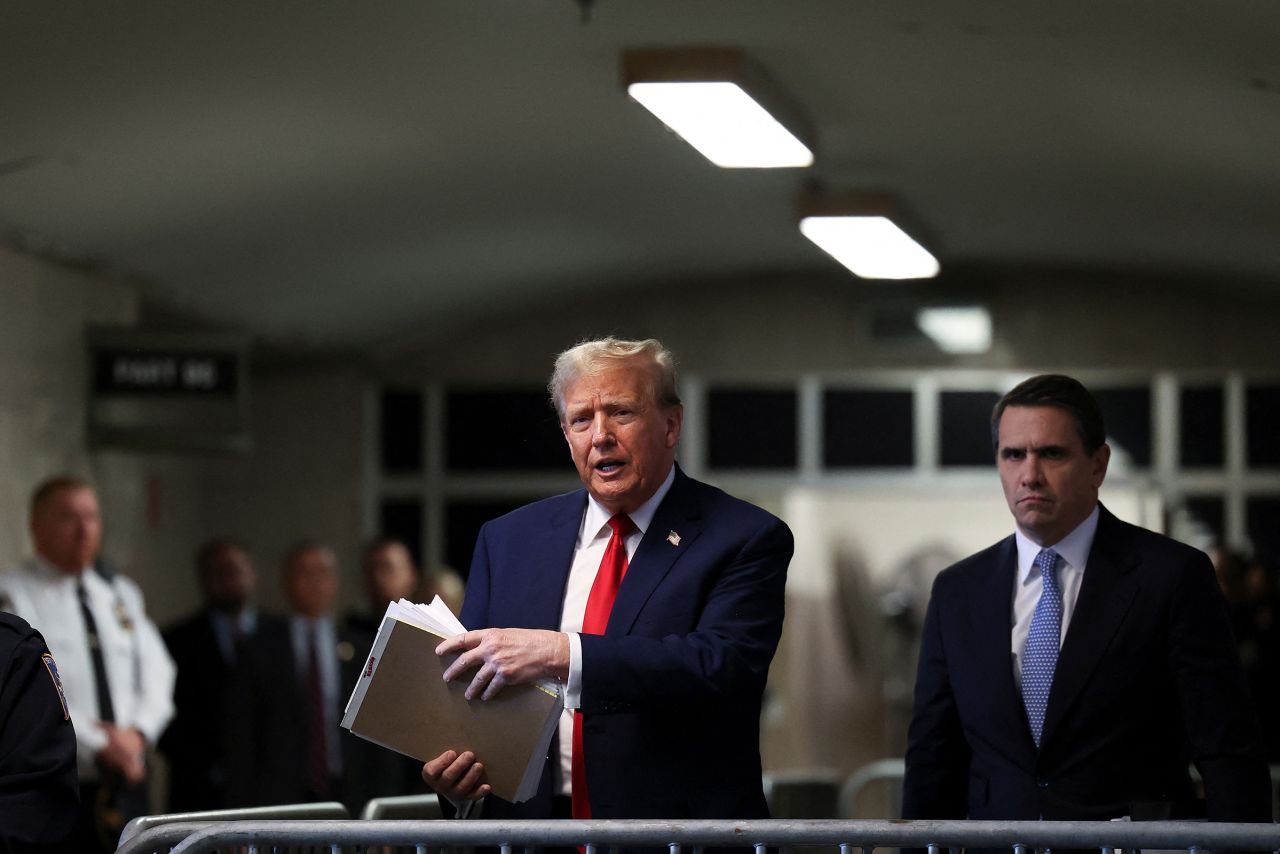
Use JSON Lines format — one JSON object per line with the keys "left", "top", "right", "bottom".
{"left": 41, "top": 653, "right": 71, "bottom": 720}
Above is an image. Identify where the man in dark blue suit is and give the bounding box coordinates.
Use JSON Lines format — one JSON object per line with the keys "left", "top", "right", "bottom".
{"left": 422, "top": 337, "right": 792, "bottom": 821}
{"left": 903, "top": 374, "right": 1270, "bottom": 824}
{"left": 161, "top": 538, "right": 270, "bottom": 811}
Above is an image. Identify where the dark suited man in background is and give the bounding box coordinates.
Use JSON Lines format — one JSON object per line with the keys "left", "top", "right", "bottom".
{"left": 341, "top": 538, "right": 428, "bottom": 809}
{"left": 217, "top": 541, "right": 352, "bottom": 808}
{"left": 422, "top": 336, "right": 792, "bottom": 822}
{"left": 161, "top": 538, "right": 286, "bottom": 810}
{"left": 903, "top": 374, "right": 1270, "bottom": 824}
{"left": 277, "top": 542, "right": 349, "bottom": 804}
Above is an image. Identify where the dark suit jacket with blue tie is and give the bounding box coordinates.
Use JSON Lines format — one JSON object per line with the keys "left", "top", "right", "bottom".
{"left": 460, "top": 466, "right": 792, "bottom": 820}
{"left": 903, "top": 504, "right": 1270, "bottom": 823}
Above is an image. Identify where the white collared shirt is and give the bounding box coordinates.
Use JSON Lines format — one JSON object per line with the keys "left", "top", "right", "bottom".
{"left": 0, "top": 556, "right": 176, "bottom": 781}
{"left": 554, "top": 464, "right": 676, "bottom": 796}
{"left": 1010, "top": 504, "right": 1100, "bottom": 688}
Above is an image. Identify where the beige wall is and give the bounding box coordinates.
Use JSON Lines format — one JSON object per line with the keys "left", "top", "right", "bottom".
{"left": 0, "top": 247, "right": 139, "bottom": 572}
{"left": 196, "top": 367, "right": 366, "bottom": 618}
{"left": 382, "top": 271, "right": 1280, "bottom": 378}
{"left": 0, "top": 249, "right": 367, "bottom": 628}
{"left": 119, "top": 366, "right": 368, "bottom": 627}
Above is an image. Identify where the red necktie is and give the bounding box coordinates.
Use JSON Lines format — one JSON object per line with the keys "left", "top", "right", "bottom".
{"left": 572, "top": 514, "right": 635, "bottom": 820}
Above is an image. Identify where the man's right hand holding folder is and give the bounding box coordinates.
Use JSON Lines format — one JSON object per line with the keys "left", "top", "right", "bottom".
{"left": 341, "top": 598, "right": 563, "bottom": 806}
{"left": 422, "top": 627, "right": 569, "bottom": 803}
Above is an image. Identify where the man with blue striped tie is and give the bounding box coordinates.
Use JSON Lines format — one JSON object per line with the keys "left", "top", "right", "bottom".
{"left": 903, "top": 374, "right": 1269, "bottom": 826}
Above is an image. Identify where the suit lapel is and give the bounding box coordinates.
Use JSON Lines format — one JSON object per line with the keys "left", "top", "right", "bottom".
{"left": 973, "top": 536, "right": 1029, "bottom": 744}
{"left": 606, "top": 468, "right": 704, "bottom": 635}
{"left": 521, "top": 491, "right": 587, "bottom": 629}
{"left": 1040, "top": 506, "right": 1139, "bottom": 746}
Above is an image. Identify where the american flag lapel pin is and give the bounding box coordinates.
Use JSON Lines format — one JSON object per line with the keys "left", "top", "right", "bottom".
{"left": 667, "top": 530, "right": 681, "bottom": 546}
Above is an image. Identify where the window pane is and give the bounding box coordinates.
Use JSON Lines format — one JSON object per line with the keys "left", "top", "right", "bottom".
{"left": 823, "top": 389, "right": 914, "bottom": 468}
{"left": 380, "top": 389, "right": 423, "bottom": 474}
{"left": 379, "top": 498, "right": 423, "bottom": 568}
{"left": 1246, "top": 496, "right": 1280, "bottom": 567}
{"left": 1093, "top": 386, "right": 1151, "bottom": 468}
{"left": 1180, "top": 385, "right": 1224, "bottom": 468}
{"left": 941, "top": 391, "right": 1001, "bottom": 467}
{"left": 444, "top": 499, "right": 536, "bottom": 578}
{"left": 446, "top": 389, "right": 565, "bottom": 471}
{"left": 1247, "top": 385, "right": 1280, "bottom": 468}
{"left": 707, "top": 388, "right": 797, "bottom": 470}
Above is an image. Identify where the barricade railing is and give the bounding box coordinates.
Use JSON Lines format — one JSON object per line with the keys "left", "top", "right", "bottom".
{"left": 119, "top": 801, "right": 350, "bottom": 847}
{"left": 116, "top": 818, "right": 1280, "bottom": 854}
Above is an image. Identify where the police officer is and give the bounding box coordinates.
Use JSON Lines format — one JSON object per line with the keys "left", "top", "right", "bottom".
{"left": 0, "top": 610, "right": 78, "bottom": 852}
{"left": 0, "top": 475, "right": 175, "bottom": 853}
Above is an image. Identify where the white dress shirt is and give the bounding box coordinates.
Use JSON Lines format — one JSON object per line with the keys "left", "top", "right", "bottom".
{"left": 553, "top": 464, "right": 676, "bottom": 796}
{"left": 1010, "top": 504, "right": 1100, "bottom": 688}
{"left": 0, "top": 557, "right": 176, "bottom": 781}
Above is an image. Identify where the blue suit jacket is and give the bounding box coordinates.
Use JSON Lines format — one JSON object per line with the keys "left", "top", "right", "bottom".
{"left": 903, "top": 505, "right": 1270, "bottom": 823}
{"left": 460, "top": 466, "right": 792, "bottom": 820}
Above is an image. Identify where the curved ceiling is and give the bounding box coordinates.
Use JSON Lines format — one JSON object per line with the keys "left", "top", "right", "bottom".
{"left": 2, "top": 1, "right": 1278, "bottom": 349}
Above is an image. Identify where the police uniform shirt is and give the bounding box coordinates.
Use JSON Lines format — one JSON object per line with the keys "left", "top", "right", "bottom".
{"left": 0, "top": 611, "right": 78, "bottom": 850}
{"left": 0, "top": 558, "right": 176, "bottom": 782}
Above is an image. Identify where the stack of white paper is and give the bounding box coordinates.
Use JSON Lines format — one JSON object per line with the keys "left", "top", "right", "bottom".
{"left": 341, "top": 596, "right": 563, "bottom": 803}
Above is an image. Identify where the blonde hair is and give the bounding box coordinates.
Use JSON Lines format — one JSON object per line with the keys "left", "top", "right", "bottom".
{"left": 548, "top": 337, "right": 680, "bottom": 419}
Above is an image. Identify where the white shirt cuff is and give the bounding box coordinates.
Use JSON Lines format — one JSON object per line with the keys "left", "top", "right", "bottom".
{"left": 565, "top": 632, "right": 584, "bottom": 710}
{"left": 77, "top": 719, "right": 109, "bottom": 755}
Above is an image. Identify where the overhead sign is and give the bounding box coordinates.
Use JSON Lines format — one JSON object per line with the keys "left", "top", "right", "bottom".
{"left": 87, "top": 327, "right": 251, "bottom": 453}
{"left": 92, "top": 350, "right": 239, "bottom": 396}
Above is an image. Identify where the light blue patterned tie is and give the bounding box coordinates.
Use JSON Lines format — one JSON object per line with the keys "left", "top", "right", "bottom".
{"left": 1022, "top": 548, "right": 1062, "bottom": 748}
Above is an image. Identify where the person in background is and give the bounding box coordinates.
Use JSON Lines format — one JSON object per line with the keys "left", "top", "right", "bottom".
{"left": 0, "top": 475, "right": 175, "bottom": 853}
{"left": 160, "top": 538, "right": 287, "bottom": 810}
{"left": 341, "top": 537, "right": 428, "bottom": 810}
{"left": 0, "top": 610, "right": 78, "bottom": 852}
{"left": 357, "top": 538, "right": 421, "bottom": 616}
{"left": 423, "top": 336, "right": 792, "bottom": 824}
{"left": 430, "top": 563, "right": 466, "bottom": 615}
{"left": 903, "top": 375, "right": 1269, "bottom": 827}
{"left": 272, "top": 541, "right": 348, "bottom": 804}
{"left": 1216, "top": 548, "right": 1280, "bottom": 764}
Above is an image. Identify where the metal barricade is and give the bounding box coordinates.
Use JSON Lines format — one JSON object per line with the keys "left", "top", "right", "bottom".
{"left": 360, "top": 794, "right": 445, "bottom": 820}
{"left": 116, "top": 818, "right": 1280, "bottom": 854}
{"left": 117, "top": 801, "right": 349, "bottom": 851}
{"left": 839, "top": 759, "right": 905, "bottom": 818}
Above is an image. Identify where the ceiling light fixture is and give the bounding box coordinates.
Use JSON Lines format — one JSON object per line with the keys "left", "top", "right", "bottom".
{"left": 916, "top": 306, "right": 992, "bottom": 353}
{"left": 798, "top": 191, "right": 940, "bottom": 280}
{"left": 621, "top": 48, "right": 814, "bottom": 168}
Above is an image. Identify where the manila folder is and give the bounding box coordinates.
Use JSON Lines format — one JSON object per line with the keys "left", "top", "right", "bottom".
{"left": 341, "top": 615, "right": 563, "bottom": 803}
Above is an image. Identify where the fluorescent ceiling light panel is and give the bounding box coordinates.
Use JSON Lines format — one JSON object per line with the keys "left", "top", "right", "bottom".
{"left": 627, "top": 81, "right": 814, "bottom": 168}
{"left": 916, "top": 306, "right": 993, "bottom": 353}
{"left": 799, "top": 215, "right": 940, "bottom": 280}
